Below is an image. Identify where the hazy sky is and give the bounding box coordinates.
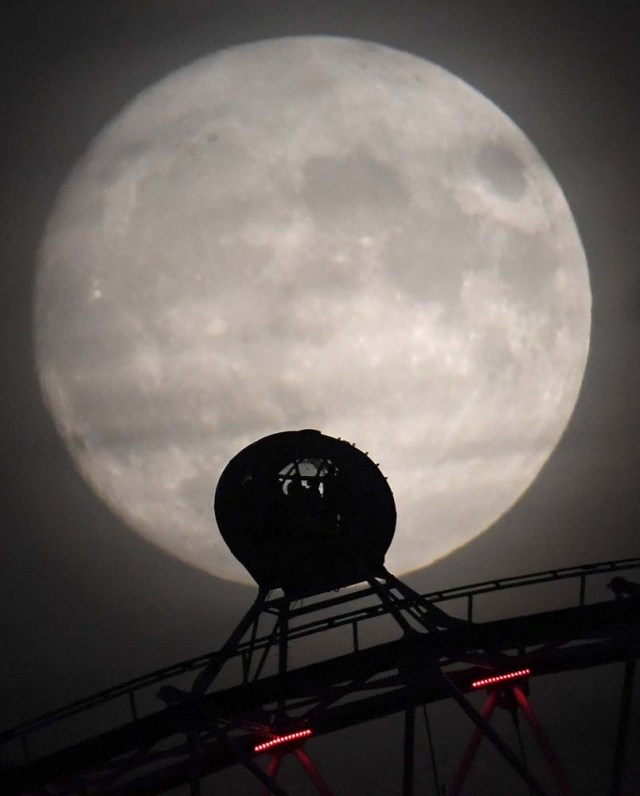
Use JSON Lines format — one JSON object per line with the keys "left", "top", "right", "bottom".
{"left": 1, "top": 1, "right": 639, "bottom": 793}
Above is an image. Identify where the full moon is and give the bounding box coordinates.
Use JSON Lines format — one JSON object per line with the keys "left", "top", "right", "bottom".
{"left": 35, "top": 36, "right": 590, "bottom": 585}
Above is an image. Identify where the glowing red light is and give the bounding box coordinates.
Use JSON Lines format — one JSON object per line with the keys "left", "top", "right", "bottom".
{"left": 253, "top": 729, "right": 313, "bottom": 753}
{"left": 471, "top": 668, "right": 531, "bottom": 689}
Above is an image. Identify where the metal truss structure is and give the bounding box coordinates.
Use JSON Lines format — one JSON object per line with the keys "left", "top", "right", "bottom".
{"left": 1, "top": 556, "right": 639, "bottom": 795}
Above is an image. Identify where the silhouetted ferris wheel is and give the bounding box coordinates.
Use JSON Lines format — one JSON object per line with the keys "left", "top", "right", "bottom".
{"left": 1, "top": 430, "right": 638, "bottom": 795}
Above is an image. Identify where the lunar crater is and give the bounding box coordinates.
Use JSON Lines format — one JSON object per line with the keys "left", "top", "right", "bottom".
{"left": 476, "top": 142, "right": 527, "bottom": 200}
{"left": 299, "top": 146, "right": 409, "bottom": 232}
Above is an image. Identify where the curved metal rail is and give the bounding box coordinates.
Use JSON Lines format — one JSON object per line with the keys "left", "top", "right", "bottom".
{"left": 1, "top": 555, "right": 638, "bottom": 795}
{"left": 2, "top": 555, "right": 637, "bottom": 746}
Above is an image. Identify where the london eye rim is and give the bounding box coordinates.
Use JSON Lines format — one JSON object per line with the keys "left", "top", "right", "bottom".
{"left": 1, "top": 553, "right": 638, "bottom": 747}
{"left": 1, "top": 578, "right": 638, "bottom": 795}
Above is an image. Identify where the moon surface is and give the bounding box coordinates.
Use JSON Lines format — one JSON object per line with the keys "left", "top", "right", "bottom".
{"left": 35, "top": 36, "right": 590, "bottom": 585}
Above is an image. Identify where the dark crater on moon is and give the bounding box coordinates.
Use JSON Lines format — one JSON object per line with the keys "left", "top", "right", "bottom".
{"left": 476, "top": 142, "right": 526, "bottom": 200}
{"left": 383, "top": 195, "right": 485, "bottom": 306}
{"left": 299, "top": 146, "right": 408, "bottom": 231}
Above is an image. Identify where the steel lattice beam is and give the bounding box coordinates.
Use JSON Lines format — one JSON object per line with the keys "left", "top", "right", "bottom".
{"left": 3, "top": 594, "right": 638, "bottom": 795}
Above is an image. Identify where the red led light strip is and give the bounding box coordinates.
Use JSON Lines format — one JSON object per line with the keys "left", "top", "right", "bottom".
{"left": 254, "top": 729, "right": 313, "bottom": 753}
{"left": 471, "top": 668, "right": 532, "bottom": 689}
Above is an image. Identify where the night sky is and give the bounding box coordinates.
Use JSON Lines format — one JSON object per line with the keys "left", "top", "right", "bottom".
{"left": 1, "top": 1, "right": 639, "bottom": 793}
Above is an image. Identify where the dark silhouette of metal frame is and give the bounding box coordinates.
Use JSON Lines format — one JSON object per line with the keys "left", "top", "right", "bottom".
{"left": 1, "top": 556, "right": 638, "bottom": 795}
